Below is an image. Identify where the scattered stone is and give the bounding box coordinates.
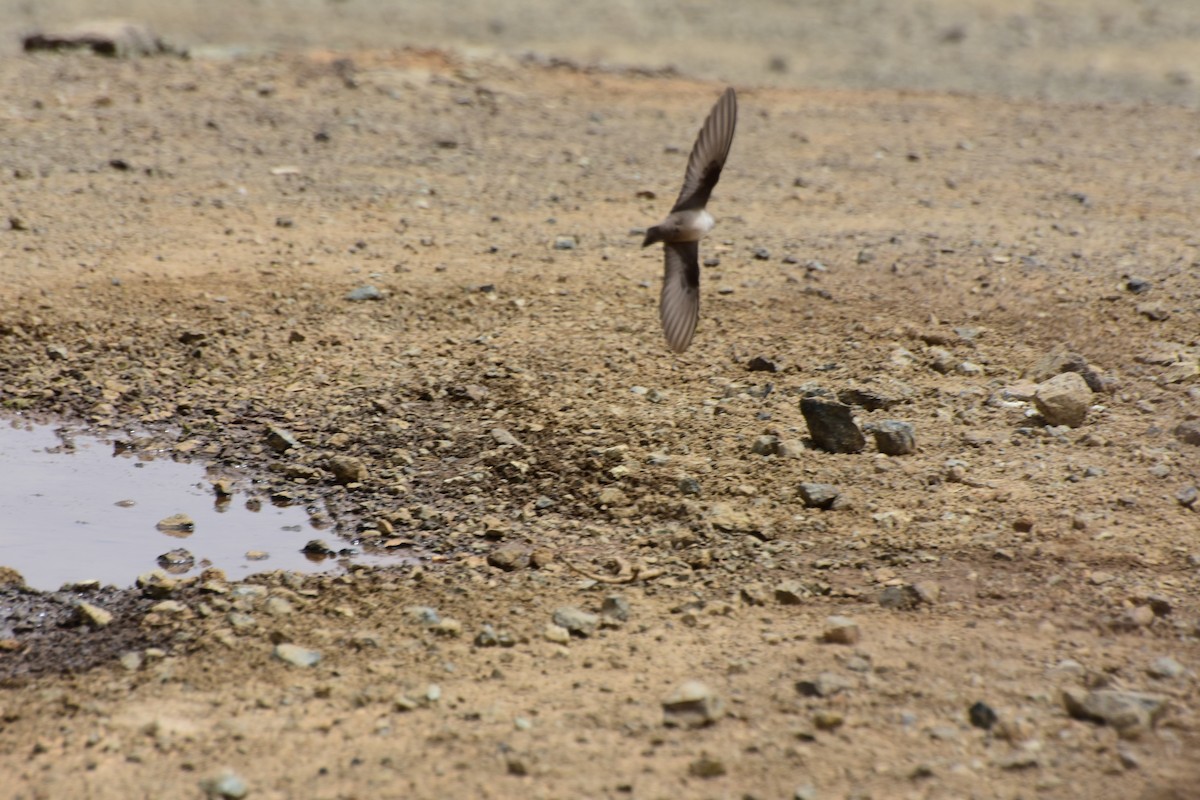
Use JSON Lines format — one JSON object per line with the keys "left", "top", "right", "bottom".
{"left": 1136, "top": 302, "right": 1169, "bottom": 321}
{"left": 327, "top": 455, "right": 368, "bottom": 484}
{"left": 552, "top": 606, "right": 599, "bottom": 637}
{"left": 487, "top": 542, "right": 530, "bottom": 571}
{"left": 553, "top": 235, "right": 577, "bottom": 250}
{"left": 601, "top": 595, "right": 630, "bottom": 622}
{"left": 707, "top": 503, "right": 766, "bottom": 536}
{"left": 264, "top": 597, "right": 294, "bottom": 616}
{"left": 740, "top": 583, "right": 771, "bottom": 606}
{"left": 136, "top": 570, "right": 177, "bottom": 598}
{"left": 813, "top": 710, "right": 845, "bottom": 731}
{"left": 1062, "top": 688, "right": 1168, "bottom": 739}
{"left": 155, "top": 513, "right": 195, "bottom": 535}
{"left": 273, "top": 643, "right": 321, "bottom": 668}
{"left": 878, "top": 585, "right": 921, "bottom": 611}
{"left": 868, "top": 420, "right": 916, "bottom": 455}
{"left": 265, "top": 426, "right": 300, "bottom": 453}
{"left": 597, "top": 486, "right": 629, "bottom": 507}
{"left": 795, "top": 672, "right": 855, "bottom": 698}
{"left": 752, "top": 246, "right": 771, "bottom": 260}
{"left": 797, "top": 483, "right": 840, "bottom": 510}
{"left": 75, "top": 601, "right": 113, "bottom": 628}
{"left": 912, "top": 581, "right": 941, "bottom": 605}
{"left": 542, "top": 623, "right": 570, "bottom": 644}
{"left": 431, "top": 618, "right": 462, "bottom": 637}
{"left": 800, "top": 397, "right": 866, "bottom": 453}
{"left": 774, "top": 580, "right": 810, "bottom": 605}
{"left": 663, "top": 680, "right": 724, "bottom": 728}
{"left": 822, "top": 615, "right": 860, "bottom": 645}
{"left": 1124, "top": 276, "right": 1153, "bottom": 294}
{"left": 302, "top": 539, "right": 336, "bottom": 556}
{"left": 928, "top": 347, "right": 959, "bottom": 374}
{"left": 1034, "top": 372, "right": 1092, "bottom": 427}
{"left": 838, "top": 387, "right": 900, "bottom": 411}
{"left": 0, "top": 567, "right": 26, "bottom": 588}
{"left": 345, "top": 285, "right": 383, "bottom": 302}
{"left": 157, "top": 548, "right": 195, "bottom": 573}
{"left": 751, "top": 434, "right": 781, "bottom": 455}
{"left": 200, "top": 769, "right": 249, "bottom": 799}
{"left": 747, "top": 356, "right": 780, "bottom": 372}
{"left": 1147, "top": 657, "right": 1184, "bottom": 679}
{"left": 491, "top": 427, "right": 521, "bottom": 446}
{"left": 1174, "top": 421, "right": 1200, "bottom": 447}
{"left": 969, "top": 701, "right": 998, "bottom": 730}
{"left": 1177, "top": 486, "right": 1199, "bottom": 510}
{"left": 118, "top": 651, "right": 143, "bottom": 671}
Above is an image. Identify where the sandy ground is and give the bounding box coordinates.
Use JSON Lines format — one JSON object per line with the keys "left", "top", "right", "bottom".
{"left": 1, "top": 7, "right": 1200, "bottom": 800}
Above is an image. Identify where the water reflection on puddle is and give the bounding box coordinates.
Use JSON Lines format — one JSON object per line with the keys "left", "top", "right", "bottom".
{"left": 0, "top": 419, "right": 382, "bottom": 591}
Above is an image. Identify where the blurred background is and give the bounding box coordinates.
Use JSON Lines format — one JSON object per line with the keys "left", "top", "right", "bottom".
{"left": 2, "top": 0, "right": 1199, "bottom": 105}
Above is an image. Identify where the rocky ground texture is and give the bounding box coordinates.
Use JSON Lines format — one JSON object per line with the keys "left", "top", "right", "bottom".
{"left": 1, "top": 43, "right": 1199, "bottom": 800}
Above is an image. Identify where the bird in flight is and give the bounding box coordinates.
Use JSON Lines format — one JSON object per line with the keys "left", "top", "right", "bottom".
{"left": 642, "top": 87, "right": 737, "bottom": 353}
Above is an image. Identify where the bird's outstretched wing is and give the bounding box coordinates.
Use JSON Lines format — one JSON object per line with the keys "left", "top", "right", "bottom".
{"left": 671, "top": 88, "right": 737, "bottom": 213}
{"left": 660, "top": 241, "right": 701, "bottom": 352}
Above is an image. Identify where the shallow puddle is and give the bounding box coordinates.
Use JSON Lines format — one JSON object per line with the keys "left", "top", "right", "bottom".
{"left": 0, "top": 419, "right": 386, "bottom": 591}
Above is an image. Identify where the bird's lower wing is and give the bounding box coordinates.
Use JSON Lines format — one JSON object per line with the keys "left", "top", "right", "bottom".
{"left": 660, "top": 241, "right": 701, "bottom": 353}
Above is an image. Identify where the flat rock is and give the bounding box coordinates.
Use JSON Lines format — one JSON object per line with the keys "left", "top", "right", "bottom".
{"left": 552, "top": 606, "right": 599, "bottom": 637}
{"left": 1034, "top": 372, "right": 1091, "bottom": 427}
{"left": 797, "top": 483, "right": 840, "bottom": 510}
{"left": 75, "top": 601, "right": 113, "bottom": 628}
{"left": 800, "top": 397, "right": 865, "bottom": 453}
{"left": 1062, "top": 688, "right": 1167, "bottom": 739}
{"left": 662, "top": 680, "right": 724, "bottom": 728}
{"left": 273, "top": 643, "right": 321, "bottom": 668}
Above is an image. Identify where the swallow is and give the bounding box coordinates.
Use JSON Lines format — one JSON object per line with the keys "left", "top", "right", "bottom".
{"left": 642, "top": 87, "right": 737, "bottom": 353}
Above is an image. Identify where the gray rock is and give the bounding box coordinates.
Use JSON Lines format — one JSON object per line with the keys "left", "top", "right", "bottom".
{"left": 928, "top": 347, "right": 959, "bottom": 374}
{"left": 1062, "top": 688, "right": 1167, "bottom": 739}
{"left": 1175, "top": 486, "right": 1198, "bottom": 508}
{"left": 822, "top": 615, "right": 860, "bottom": 645}
{"left": 800, "top": 397, "right": 865, "bottom": 453}
{"left": 797, "top": 483, "right": 840, "bottom": 510}
{"left": 552, "top": 606, "right": 599, "bottom": 637}
{"left": 677, "top": 476, "right": 701, "bottom": 495}
{"left": 274, "top": 643, "right": 321, "bottom": 668}
{"left": 553, "top": 235, "right": 577, "bottom": 250}
{"left": 663, "top": 680, "right": 724, "bottom": 728}
{"left": 345, "top": 285, "right": 383, "bottom": 302}
{"left": 1147, "top": 657, "right": 1185, "bottom": 679}
{"left": 869, "top": 420, "right": 916, "bottom": 455}
{"left": 1034, "top": 372, "right": 1092, "bottom": 427}
{"left": 200, "top": 769, "right": 249, "bottom": 799}
{"left": 601, "top": 594, "right": 631, "bottom": 622}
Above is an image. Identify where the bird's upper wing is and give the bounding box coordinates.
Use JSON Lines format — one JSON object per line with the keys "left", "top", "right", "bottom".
{"left": 660, "top": 241, "right": 701, "bottom": 352}
{"left": 671, "top": 87, "right": 737, "bottom": 213}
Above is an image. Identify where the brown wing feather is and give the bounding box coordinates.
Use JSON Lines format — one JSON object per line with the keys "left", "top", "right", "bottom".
{"left": 672, "top": 88, "right": 737, "bottom": 213}
{"left": 660, "top": 241, "right": 701, "bottom": 352}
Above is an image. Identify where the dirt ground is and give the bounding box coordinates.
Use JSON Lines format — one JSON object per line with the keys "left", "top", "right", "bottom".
{"left": 1, "top": 15, "right": 1200, "bottom": 800}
